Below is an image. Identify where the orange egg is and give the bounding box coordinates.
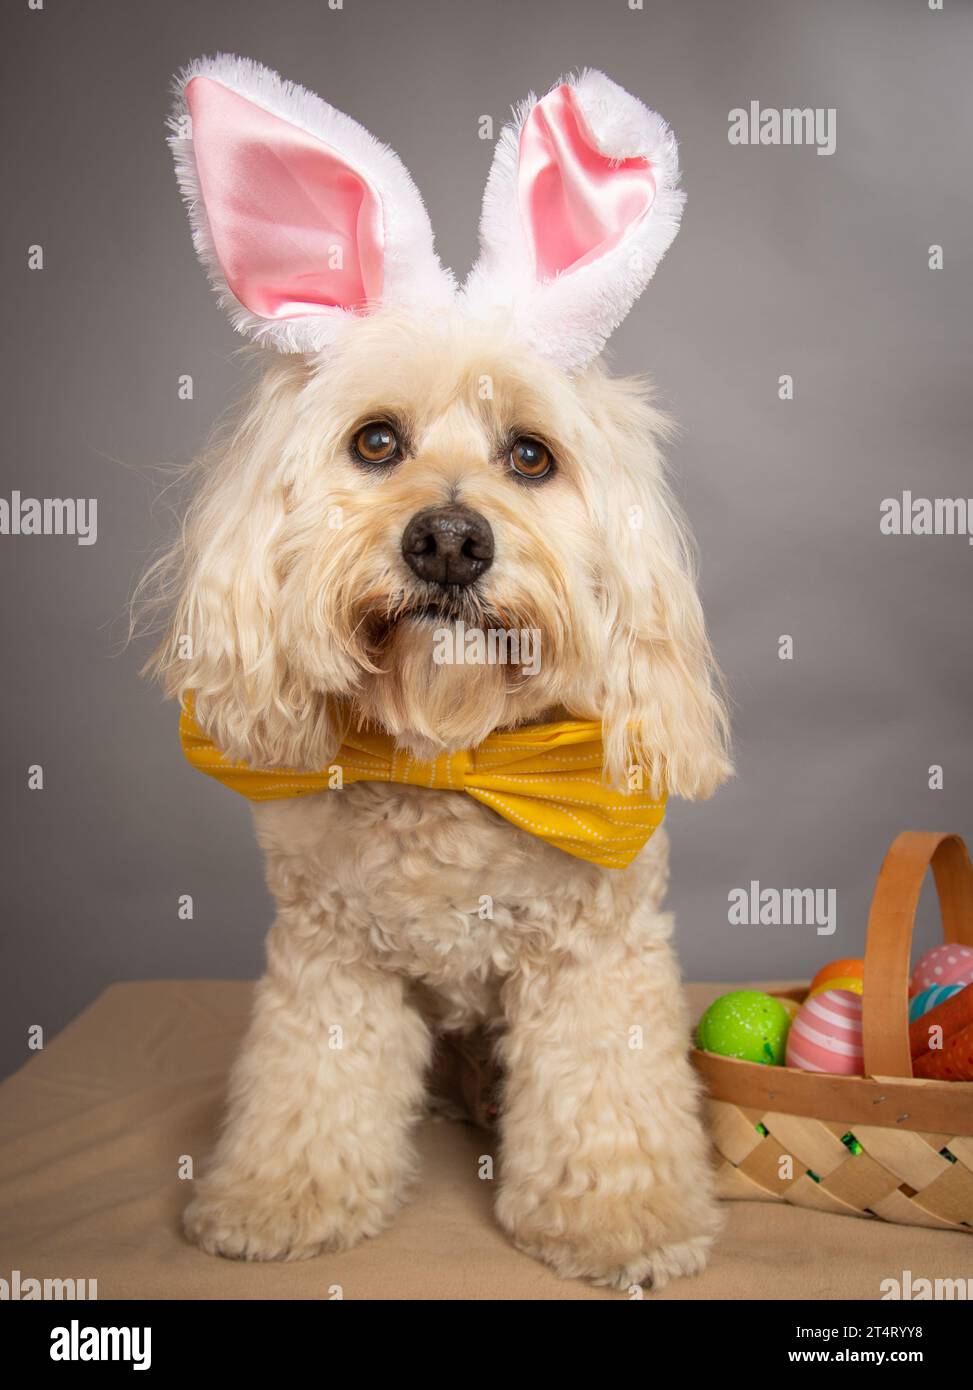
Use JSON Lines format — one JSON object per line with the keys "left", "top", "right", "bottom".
{"left": 809, "top": 957, "right": 864, "bottom": 995}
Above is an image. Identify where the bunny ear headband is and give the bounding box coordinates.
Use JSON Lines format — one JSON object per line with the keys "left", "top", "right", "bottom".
{"left": 169, "top": 54, "right": 684, "bottom": 372}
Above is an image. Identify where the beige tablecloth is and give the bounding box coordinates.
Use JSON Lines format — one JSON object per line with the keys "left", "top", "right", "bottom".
{"left": 1, "top": 980, "right": 970, "bottom": 1300}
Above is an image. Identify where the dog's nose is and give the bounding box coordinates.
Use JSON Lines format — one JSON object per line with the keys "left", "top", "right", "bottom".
{"left": 401, "top": 505, "right": 495, "bottom": 587}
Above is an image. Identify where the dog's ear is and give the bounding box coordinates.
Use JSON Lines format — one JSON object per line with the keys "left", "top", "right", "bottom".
{"left": 463, "top": 70, "right": 683, "bottom": 373}
{"left": 168, "top": 54, "right": 454, "bottom": 353}
{"left": 580, "top": 377, "right": 731, "bottom": 801}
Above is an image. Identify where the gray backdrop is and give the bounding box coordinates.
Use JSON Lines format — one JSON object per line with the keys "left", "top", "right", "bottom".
{"left": 2, "top": 0, "right": 971, "bottom": 1079}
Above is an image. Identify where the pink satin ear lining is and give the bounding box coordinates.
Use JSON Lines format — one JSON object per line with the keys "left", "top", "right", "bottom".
{"left": 517, "top": 84, "right": 656, "bottom": 282}
{"left": 185, "top": 76, "right": 385, "bottom": 320}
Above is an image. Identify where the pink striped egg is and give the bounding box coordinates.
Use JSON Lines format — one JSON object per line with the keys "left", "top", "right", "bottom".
{"left": 909, "top": 944, "right": 973, "bottom": 998}
{"left": 785, "top": 988, "right": 864, "bottom": 1075}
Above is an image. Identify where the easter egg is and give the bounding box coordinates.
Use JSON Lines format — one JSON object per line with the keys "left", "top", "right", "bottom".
{"left": 696, "top": 990, "right": 792, "bottom": 1066}
{"left": 908, "top": 983, "right": 963, "bottom": 1024}
{"left": 809, "top": 958, "right": 864, "bottom": 996}
{"left": 785, "top": 989, "right": 864, "bottom": 1075}
{"left": 909, "top": 944, "right": 973, "bottom": 998}
{"left": 807, "top": 975, "right": 863, "bottom": 999}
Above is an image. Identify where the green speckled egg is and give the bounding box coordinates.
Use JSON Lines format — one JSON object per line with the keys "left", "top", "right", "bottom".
{"left": 696, "top": 990, "right": 792, "bottom": 1066}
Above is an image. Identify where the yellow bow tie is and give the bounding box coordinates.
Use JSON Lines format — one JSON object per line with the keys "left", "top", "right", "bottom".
{"left": 179, "top": 704, "right": 665, "bottom": 870}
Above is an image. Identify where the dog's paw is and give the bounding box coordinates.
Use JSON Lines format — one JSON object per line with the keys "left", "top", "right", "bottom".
{"left": 508, "top": 1226, "right": 714, "bottom": 1292}
{"left": 592, "top": 1234, "right": 713, "bottom": 1292}
{"left": 183, "top": 1183, "right": 393, "bottom": 1262}
{"left": 498, "top": 1187, "right": 721, "bottom": 1291}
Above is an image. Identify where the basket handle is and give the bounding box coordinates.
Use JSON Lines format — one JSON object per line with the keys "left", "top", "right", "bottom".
{"left": 862, "top": 831, "right": 973, "bottom": 1078}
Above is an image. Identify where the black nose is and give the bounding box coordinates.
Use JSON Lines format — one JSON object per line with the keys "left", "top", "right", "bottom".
{"left": 401, "top": 505, "right": 495, "bottom": 587}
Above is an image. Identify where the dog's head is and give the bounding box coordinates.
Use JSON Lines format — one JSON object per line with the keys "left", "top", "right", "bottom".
{"left": 150, "top": 56, "right": 730, "bottom": 799}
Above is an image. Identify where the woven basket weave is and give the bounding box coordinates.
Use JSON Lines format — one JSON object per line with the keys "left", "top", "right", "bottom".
{"left": 691, "top": 832, "right": 973, "bottom": 1231}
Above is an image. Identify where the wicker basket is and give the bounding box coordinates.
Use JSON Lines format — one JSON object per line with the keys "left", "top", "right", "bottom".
{"left": 691, "top": 832, "right": 973, "bottom": 1231}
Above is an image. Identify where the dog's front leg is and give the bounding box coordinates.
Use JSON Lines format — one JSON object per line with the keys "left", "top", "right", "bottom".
{"left": 184, "top": 918, "right": 430, "bottom": 1261}
{"left": 495, "top": 927, "right": 721, "bottom": 1291}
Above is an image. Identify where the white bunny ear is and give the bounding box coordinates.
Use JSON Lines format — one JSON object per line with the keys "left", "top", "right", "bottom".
{"left": 168, "top": 54, "right": 455, "bottom": 354}
{"left": 462, "top": 70, "right": 684, "bottom": 373}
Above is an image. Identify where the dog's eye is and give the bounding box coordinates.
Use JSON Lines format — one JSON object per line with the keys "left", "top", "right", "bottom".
{"left": 509, "top": 436, "right": 553, "bottom": 480}
{"left": 353, "top": 422, "right": 400, "bottom": 465}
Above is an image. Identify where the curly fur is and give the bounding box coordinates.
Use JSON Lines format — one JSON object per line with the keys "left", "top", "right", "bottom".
{"left": 141, "top": 53, "right": 732, "bottom": 1289}
{"left": 140, "top": 309, "right": 731, "bottom": 1289}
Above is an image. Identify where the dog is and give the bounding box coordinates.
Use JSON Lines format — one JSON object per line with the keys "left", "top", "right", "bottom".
{"left": 146, "top": 54, "right": 731, "bottom": 1290}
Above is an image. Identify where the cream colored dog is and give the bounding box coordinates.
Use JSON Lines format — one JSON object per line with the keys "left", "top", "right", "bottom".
{"left": 147, "top": 55, "right": 731, "bottom": 1290}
